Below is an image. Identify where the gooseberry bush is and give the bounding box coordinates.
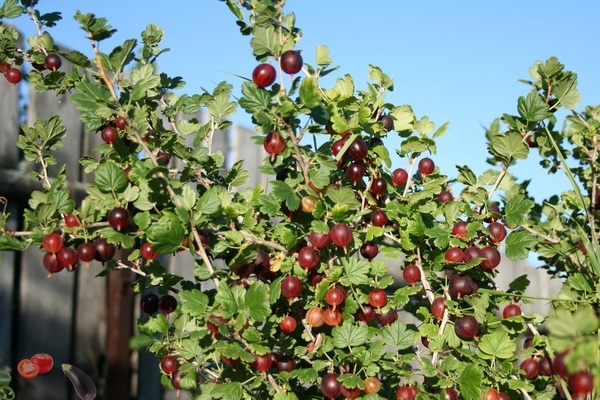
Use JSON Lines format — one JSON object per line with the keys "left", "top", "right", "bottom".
{"left": 0, "top": 1, "right": 599, "bottom": 399}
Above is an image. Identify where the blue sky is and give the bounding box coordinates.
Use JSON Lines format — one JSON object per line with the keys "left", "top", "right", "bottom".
{"left": 11, "top": 1, "right": 600, "bottom": 201}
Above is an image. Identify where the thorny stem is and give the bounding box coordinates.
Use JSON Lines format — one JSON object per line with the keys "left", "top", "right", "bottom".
{"left": 114, "top": 261, "right": 147, "bottom": 277}
{"left": 415, "top": 247, "right": 448, "bottom": 366}
{"left": 282, "top": 121, "right": 311, "bottom": 186}
{"left": 402, "top": 157, "right": 416, "bottom": 197}
{"left": 26, "top": 7, "right": 45, "bottom": 45}
{"left": 36, "top": 148, "right": 52, "bottom": 189}
{"left": 488, "top": 163, "right": 508, "bottom": 200}
{"left": 520, "top": 225, "right": 560, "bottom": 243}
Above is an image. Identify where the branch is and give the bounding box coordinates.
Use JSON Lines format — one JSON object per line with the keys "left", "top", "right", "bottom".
{"left": 520, "top": 225, "right": 560, "bottom": 244}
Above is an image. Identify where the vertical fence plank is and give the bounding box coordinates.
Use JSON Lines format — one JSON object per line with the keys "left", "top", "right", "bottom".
{"left": 0, "top": 64, "right": 21, "bottom": 369}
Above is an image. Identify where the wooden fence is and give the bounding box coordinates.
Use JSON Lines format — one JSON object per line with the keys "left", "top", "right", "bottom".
{"left": 0, "top": 60, "right": 563, "bottom": 400}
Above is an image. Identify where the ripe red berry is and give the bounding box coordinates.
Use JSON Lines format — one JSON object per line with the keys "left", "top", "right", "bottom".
{"left": 321, "top": 372, "right": 342, "bottom": 399}
{"left": 418, "top": 157, "right": 435, "bottom": 175}
{"left": 568, "top": 370, "right": 594, "bottom": 395}
{"left": 43, "top": 252, "right": 64, "bottom": 274}
{"left": 297, "top": 246, "right": 320, "bottom": 269}
{"left": 160, "top": 355, "right": 179, "bottom": 375}
{"left": 360, "top": 241, "right": 378, "bottom": 260}
{"left": 371, "top": 177, "right": 387, "bottom": 196}
{"left": 438, "top": 190, "right": 454, "bottom": 203}
{"left": 141, "top": 293, "right": 159, "bottom": 314}
{"left": 44, "top": 53, "right": 62, "bottom": 71}
{"left": 64, "top": 213, "right": 80, "bottom": 228}
{"left": 279, "top": 315, "right": 297, "bottom": 333}
{"left": 346, "top": 162, "right": 365, "bottom": 183}
{"left": 107, "top": 206, "right": 130, "bottom": 231}
{"left": 324, "top": 286, "right": 347, "bottom": 307}
{"left": 140, "top": 242, "right": 158, "bottom": 262}
{"left": 348, "top": 138, "right": 368, "bottom": 161}
{"left": 114, "top": 116, "right": 127, "bottom": 130}
{"left": 280, "top": 50, "right": 303, "bottom": 74}
{"left": 431, "top": 297, "right": 446, "bottom": 319}
{"left": 252, "top": 353, "right": 273, "bottom": 372}
{"left": 392, "top": 168, "right": 409, "bottom": 186}
{"left": 93, "top": 237, "right": 116, "bottom": 263}
{"left": 449, "top": 274, "right": 477, "bottom": 298}
{"left": 502, "top": 303, "right": 522, "bottom": 318}
{"left": 371, "top": 209, "right": 388, "bottom": 227}
{"left": 403, "top": 264, "right": 421, "bottom": 285}
{"left": 57, "top": 246, "right": 78, "bottom": 270}
{"left": 4, "top": 68, "right": 22, "bottom": 84}
{"left": 263, "top": 131, "right": 286, "bottom": 156}
{"left": 329, "top": 223, "right": 353, "bottom": 248}
{"left": 323, "top": 307, "right": 343, "bottom": 326}
{"left": 252, "top": 63, "right": 276, "bottom": 88}
{"left": 309, "top": 231, "right": 330, "bottom": 249}
{"left": 101, "top": 125, "right": 118, "bottom": 144}
{"left": 281, "top": 275, "right": 302, "bottom": 299}
{"left": 520, "top": 357, "right": 539, "bottom": 380}
{"left": 452, "top": 220, "right": 468, "bottom": 238}
{"left": 379, "top": 114, "right": 394, "bottom": 131}
{"left": 368, "top": 288, "right": 387, "bottom": 308}
{"left": 43, "top": 232, "right": 64, "bottom": 254}
{"left": 454, "top": 315, "right": 479, "bottom": 340}
{"left": 159, "top": 294, "right": 177, "bottom": 314}
{"left": 481, "top": 245, "right": 501, "bottom": 270}
{"left": 444, "top": 247, "right": 464, "bottom": 263}
{"left": 487, "top": 221, "right": 507, "bottom": 243}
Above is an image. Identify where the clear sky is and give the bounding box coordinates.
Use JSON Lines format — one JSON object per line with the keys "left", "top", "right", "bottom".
{"left": 10, "top": 1, "right": 600, "bottom": 202}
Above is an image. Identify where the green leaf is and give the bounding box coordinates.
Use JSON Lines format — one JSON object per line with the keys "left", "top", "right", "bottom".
{"left": 505, "top": 230, "right": 537, "bottom": 260}
{"left": 414, "top": 116, "right": 435, "bottom": 135}
{"left": 326, "top": 186, "right": 360, "bottom": 209}
{"left": 299, "top": 76, "right": 321, "bottom": 109}
{"left": 245, "top": 283, "right": 270, "bottom": 322}
{"left": 458, "top": 364, "right": 483, "bottom": 400}
{"left": 341, "top": 258, "right": 370, "bottom": 286}
{"left": 250, "top": 25, "right": 279, "bottom": 58}
{"left": 196, "top": 187, "right": 221, "bottom": 215}
{"left": 131, "top": 63, "right": 161, "bottom": 100}
{"left": 517, "top": 91, "right": 550, "bottom": 122}
{"left": 380, "top": 321, "right": 416, "bottom": 350}
{"left": 239, "top": 81, "right": 272, "bottom": 112}
{"left": 93, "top": 161, "right": 128, "bottom": 193}
{"left": 274, "top": 392, "right": 299, "bottom": 400}
{"left": 145, "top": 212, "right": 186, "bottom": 254}
{"left": 271, "top": 180, "right": 300, "bottom": 211}
{"left": 74, "top": 11, "right": 116, "bottom": 41}
{"left": 211, "top": 382, "right": 242, "bottom": 400}
{"left": 291, "top": 368, "right": 319, "bottom": 385}
{"left": 225, "top": 160, "right": 250, "bottom": 188}
{"left": 70, "top": 81, "right": 114, "bottom": 117}
{"left": 108, "top": 38, "right": 136, "bottom": 74}
{"left": 389, "top": 105, "right": 414, "bottom": 132}
{"left": 214, "top": 282, "right": 239, "bottom": 319}
{"left": 0, "top": 235, "right": 26, "bottom": 251}
{"left": 179, "top": 289, "right": 209, "bottom": 318}
{"left": 489, "top": 131, "right": 529, "bottom": 164}
{"left": 316, "top": 45, "right": 332, "bottom": 66}
{"left": 0, "top": 0, "right": 24, "bottom": 19}
{"left": 308, "top": 164, "right": 333, "bottom": 190}
{"left": 456, "top": 165, "right": 477, "bottom": 186}
{"left": 177, "top": 184, "right": 197, "bottom": 211}
{"left": 478, "top": 330, "right": 516, "bottom": 360}
{"left": 332, "top": 323, "right": 368, "bottom": 348}
{"left": 207, "top": 92, "right": 237, "bottom": 119}
{"left": 464, "top": 293, "right": 489, "bottom": 323}
{"left": 504, "top": 194, "right": 534, "bottom": 228}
